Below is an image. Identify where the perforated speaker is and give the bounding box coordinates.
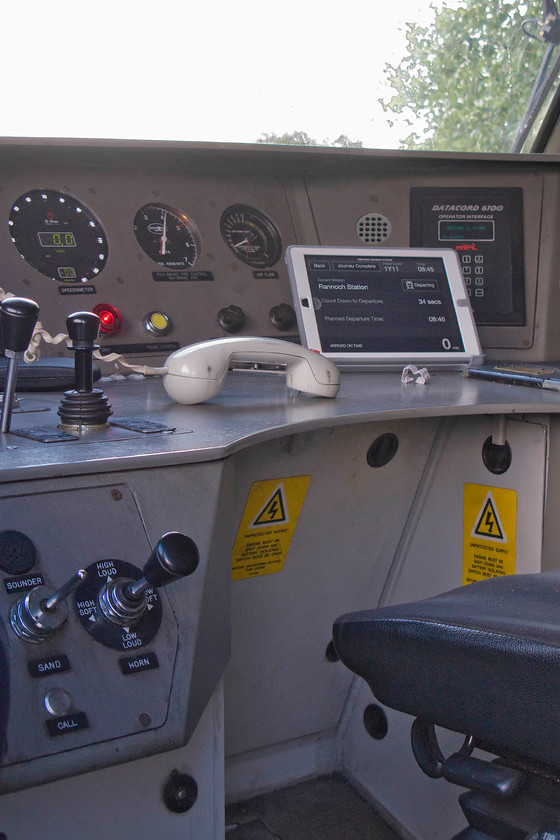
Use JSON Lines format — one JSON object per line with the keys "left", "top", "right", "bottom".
{"left": 0, "top": 530, "right": 36, "bottom": 574}
{"left": 356, "top": 212, "right": 392, "bottom": 244}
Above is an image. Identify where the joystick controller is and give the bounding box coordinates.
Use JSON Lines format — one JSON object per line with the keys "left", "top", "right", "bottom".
{"left": 57, "top": 311, "right": 112, "bottom": 430}
{"left": 0, "top": 297, "right": 40, "bottom": 433}
{"left": 98, "top": 532, "right": 199, "bottom": 627}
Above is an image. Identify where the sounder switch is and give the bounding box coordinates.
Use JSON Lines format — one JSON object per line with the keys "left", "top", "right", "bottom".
{"left": 10, "top": 570, "right": 87, "bottom": 643}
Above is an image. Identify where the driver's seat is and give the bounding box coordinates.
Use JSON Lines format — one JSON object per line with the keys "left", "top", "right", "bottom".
{"left": 333, "top": 571, "right": 560, "bottom": 840}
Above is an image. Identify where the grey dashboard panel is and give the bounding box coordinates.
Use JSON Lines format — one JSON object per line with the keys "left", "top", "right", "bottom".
{"left": 2, "top": 371, "right": 560, "bottom": 483}
{"left": 0, "top": 139, "right": 559, "bottom": 368}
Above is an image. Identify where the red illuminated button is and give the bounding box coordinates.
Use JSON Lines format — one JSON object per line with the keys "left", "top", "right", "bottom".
{"left": 92, "top": 303, "right": 122, "bottom": 334}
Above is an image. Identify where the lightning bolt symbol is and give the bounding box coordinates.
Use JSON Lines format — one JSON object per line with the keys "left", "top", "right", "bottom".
{"left": 485, "top": 510, "right": 494, "bottom": 533}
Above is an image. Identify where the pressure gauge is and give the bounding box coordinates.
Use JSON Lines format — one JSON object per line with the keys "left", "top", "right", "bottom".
{"left": 220, "top": 204, "right": 282, "bottom": 268}
{"left": 133, "top": 204, "right": 201, "bottom": 269}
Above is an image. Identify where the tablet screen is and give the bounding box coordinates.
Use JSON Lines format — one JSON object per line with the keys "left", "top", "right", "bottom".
{"left": 286, "top": 246, "right": 482, "bottom": 369}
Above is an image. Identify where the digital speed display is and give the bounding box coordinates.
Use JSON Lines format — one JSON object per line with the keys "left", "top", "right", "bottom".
{"left": 303, "top": 254, "right": 464, "bottom": 354}
{"left": 38, "top": 231, "right": 76, "bottom": 248}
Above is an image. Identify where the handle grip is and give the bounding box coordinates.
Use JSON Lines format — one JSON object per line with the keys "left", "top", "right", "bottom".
{"left": 0, "top": 297, "right": 40, "bottom": 354}
{"left": 141, "top": 532, "right": 200, "bottom": 588}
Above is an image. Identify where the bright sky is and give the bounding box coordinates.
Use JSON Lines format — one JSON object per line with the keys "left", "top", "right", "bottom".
{"left": 0, "top": 0, "right": 441, "bottom": 148}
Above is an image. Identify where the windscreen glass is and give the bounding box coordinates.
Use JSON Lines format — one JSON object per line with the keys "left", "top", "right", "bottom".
{"left": 0, "top": 0, "right": 553, "bottom": 153}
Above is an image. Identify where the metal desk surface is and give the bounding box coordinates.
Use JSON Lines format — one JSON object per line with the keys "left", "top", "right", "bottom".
{"left": 1, "top": 369, "right": 559, "bottom": 483}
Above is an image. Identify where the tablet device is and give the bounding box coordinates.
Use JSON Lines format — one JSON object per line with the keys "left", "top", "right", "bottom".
{"left": 286, "top": 246, "right": 483, "bottom": 370}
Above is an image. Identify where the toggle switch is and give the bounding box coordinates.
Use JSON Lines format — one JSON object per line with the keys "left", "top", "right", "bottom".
{"left": 10, "top": 569, "right": 87, "bottom": 643}
{"left": 98, "top": 532, "right": 199, "bottom": 627}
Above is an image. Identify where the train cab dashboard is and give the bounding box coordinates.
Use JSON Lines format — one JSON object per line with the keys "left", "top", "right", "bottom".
{"left": 0, "top": 137, "right": 558, "bottom": 365}
{"left": 2, "top": 136, "right": 560, "bottom": 840}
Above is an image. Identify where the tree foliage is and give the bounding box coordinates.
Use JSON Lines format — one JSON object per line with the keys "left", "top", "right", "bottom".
{"left": 382, "top": 0, "right": 547, "bottom": 152}
{"left": 256, "top": 130, "right": 363, "bottom": 148}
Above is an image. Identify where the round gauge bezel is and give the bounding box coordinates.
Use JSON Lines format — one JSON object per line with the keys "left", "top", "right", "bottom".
{"left": 220, "top": 204, "right": 282, "bottom": 268}
{"left": 8, "top": 189, "right": 108, "bottom": 283}
{"left": 133, "top": 203, "right": 201, "bottom": 269}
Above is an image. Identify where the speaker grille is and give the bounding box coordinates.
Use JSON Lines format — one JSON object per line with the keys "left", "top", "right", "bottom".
{"left": 0, "top": 530, "right": 36, "bottom": 574}
{"left": 356, "top": 213, "right": 392, "bottom": 244}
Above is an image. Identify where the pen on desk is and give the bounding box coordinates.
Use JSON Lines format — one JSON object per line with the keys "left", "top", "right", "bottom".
{"left": 542, "top": 379, "right": 560, "bottom": 391}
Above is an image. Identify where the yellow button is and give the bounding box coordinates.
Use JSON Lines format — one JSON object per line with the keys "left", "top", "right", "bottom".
{"left": 145, "top": 311, "right": 170, "bottom": 335}
{"left": 151, "top": 312, "right": 167, "bottom": 330}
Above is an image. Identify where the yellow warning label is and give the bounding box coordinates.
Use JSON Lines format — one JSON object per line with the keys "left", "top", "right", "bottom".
{"left": 252, "top": 488, "right": 287, "bottom": 526}
{"left": 473, "top": 497, "right": 505, "bottom": 541}
{"left": 463, "top": 484, "right": 517, "bottom": 585}
{"left": 232, "top": 476, "right": 311, "bottom": 580}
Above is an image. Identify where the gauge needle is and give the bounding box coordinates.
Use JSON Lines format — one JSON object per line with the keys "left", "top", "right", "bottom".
{"left": 245, "top": 232, "right": 257, "bottom": 258}
{"left": 234, "top": 237, "right": 249, "bottom": 251}
{"left": 160, "top": 210, "right": 168, "bottom": 256}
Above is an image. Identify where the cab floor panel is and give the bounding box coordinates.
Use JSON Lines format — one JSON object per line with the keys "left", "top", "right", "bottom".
{"left": 225, "top": 774, "right": 402, "bottom": 840}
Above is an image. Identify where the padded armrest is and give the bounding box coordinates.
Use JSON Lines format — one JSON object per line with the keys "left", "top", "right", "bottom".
{"left": 333, "top": 571, "right": 560, "bottom": 769}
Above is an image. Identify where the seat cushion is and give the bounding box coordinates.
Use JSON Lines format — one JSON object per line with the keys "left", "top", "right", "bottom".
{"left": 333, "top": 571, "right": 560, "bottom": 769}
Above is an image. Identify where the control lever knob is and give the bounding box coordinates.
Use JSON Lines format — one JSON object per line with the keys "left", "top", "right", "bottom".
{"left": 58, "top": 311, "right": 112, "bottom": 429}
{"left": 137, "top": 531, "right": 200, "bottom": 588}
{"left": 67, "top": 310, "right": 101, "bottom": 344}
{"left": 1, "top": 297, "right": 40, "bottom": 353}
{"left": 9, "top": 570, "right": 87, "bottom": 643}
{"left": 98, "top": 532, "right": 199, "bottom": 626}
{"left": 0, "top": 297, "right": 40, "bottom": 433}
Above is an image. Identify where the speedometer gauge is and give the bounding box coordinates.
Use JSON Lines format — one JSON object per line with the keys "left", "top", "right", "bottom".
{"left": 220, "top": 204, "right": 282, "bottom": 268}
{"left": 133, "top": 204, "right": 201, "bottom": 268}
{"left": 8, "top": 190, "right": 108, "bottom": 283}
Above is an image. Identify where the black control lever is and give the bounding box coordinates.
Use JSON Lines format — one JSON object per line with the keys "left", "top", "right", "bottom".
{"left": 98, "top": 532, "right": 200, "bottom": 626}
{"left": 0, "top": 297, "right": 40, "bottom": 433}
{"left": 57, "top": 311, "right": 112, "bottom": 430}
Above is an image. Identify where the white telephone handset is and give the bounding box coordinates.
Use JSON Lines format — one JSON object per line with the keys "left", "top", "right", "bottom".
{"left": 162, "top": 337, "right": 340, "bottom": 404}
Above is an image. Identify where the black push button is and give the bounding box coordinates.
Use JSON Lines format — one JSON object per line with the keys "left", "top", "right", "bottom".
{"left": 45, "top": 711, "right": 88, "bottom": 737}
{"left": 28, "top": 655, "right": 70, "bottom": 678}
{"left": 119, "top": 651, "right": 159, "bottom": 675}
